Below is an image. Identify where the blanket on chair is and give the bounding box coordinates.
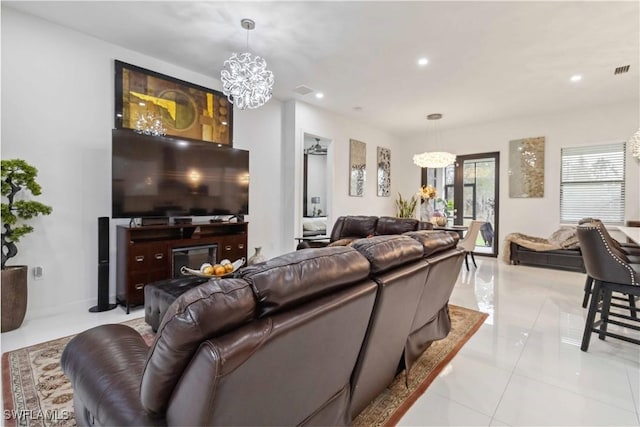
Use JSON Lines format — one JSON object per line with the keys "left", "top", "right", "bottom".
{"left": 502, "top": 227, "right": 580, "bottom": 264}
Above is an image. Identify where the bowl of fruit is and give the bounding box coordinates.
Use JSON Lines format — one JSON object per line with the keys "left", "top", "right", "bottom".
{"left": 180, "top": 257, "right": 246, "bottom": 279}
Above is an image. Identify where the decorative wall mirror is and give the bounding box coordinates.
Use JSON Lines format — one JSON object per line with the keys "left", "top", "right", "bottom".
{"left": 377, "top": 146, "right": 391, "bottom": 197}
{"left": 508, "top": 136, "right": 545, "bottom": 198}
{"left": 302, "top": 134, "right": 331, "bottom": 237}
{"left": 349, "top": 139, "right": 366, "bottom": 197}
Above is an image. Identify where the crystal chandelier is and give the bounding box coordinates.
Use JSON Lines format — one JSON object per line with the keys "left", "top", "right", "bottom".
{"left": 221, "top": 19, "right": 274, "bottom": 110}
{"left": 413, "top": 114, "right": 456, "bottom": 168}
{"left": 629, "top": 128, "right": 640, "bottom": 161}
{"left": 134, "top": 111, "right": 166, "bottom": 136}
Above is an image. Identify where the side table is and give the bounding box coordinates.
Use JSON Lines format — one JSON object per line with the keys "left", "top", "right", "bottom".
{"left": 295, "top": 235, "right": 331, "bottom": 250}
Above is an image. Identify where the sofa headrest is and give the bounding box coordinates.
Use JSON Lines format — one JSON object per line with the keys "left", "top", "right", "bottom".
{"left": 240, "top": 246, "right": 370, "bottom": 317}
{"left": 339, "top": 216, "right": 379, "bottom": 239}
{"left": 375, "top": 216, "right": 419, "bottom": 235}
{"left": 403, "top": 230, "right": 460, "bottom": 257}
{"left": 141, "top": 278, "right": 256, "bottom": 415}
{"left": 350, "top": 235, "right": 424, "bottom": 274}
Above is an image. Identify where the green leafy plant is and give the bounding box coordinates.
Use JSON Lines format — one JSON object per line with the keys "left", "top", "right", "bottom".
{"left": 436, "top": 198, "right": 454, "bottom": 217}
{"left": 395, "top": 193, "right": 418, "bottom": 218}
{"left": 1, "top": 159, "right": 53, "bottom": 269}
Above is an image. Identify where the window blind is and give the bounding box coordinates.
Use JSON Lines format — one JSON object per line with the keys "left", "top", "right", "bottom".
{"left": 560, "top": 142, "right": 626, "bottom": 224}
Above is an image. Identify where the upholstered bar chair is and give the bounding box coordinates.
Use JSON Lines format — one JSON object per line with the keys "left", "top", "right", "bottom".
{"left": 576, "top": 224, "right": 640, "bottom": 352}
{"left": 457, "top": 220, "right": 485, "bottom": 271}
{"left": 579, "top": 219, "right": 640, "bottom": 308}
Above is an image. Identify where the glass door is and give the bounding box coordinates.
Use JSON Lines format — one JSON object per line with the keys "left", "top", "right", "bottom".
{"left": 422, "top": 152, "right": 500, "bottom": 257}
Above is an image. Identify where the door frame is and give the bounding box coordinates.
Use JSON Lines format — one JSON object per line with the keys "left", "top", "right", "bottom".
{"left": 422, "top": 151, "right": 500, "bottom": 257}
{"left": 454, "top": 152, "right": 500, "bottom": 257}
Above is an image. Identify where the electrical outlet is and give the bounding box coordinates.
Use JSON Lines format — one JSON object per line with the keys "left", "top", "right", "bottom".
{"left": 33, "top": 266, "right": 43, "bottom": 280}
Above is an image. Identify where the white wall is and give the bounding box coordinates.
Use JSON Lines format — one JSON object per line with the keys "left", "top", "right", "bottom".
{"left": 1, "top": 8, "right": 284, "bottom": 319}
{"left": 284, "top": 101, "right": 403, "bottom": 250}
{"left": 4, "top": 6, "right": 637, "bottom": 321}
{"left": 396, "top": 102, "right": 640, "bottom": 252}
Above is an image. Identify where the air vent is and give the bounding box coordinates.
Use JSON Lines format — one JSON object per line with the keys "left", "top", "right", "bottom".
{"left": 293, "top": 85, "right": 314, "bottom": 95}
{"left": 614, "top": 65, "right": 630, "bottom": 75}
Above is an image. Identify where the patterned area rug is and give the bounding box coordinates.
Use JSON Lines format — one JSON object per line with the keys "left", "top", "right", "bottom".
{"left": 354, "top": 305, "right": 488, "bottom": 426}
{"left": 1, "top": 319, "right": 153, "bottom": 427}
{"left": 2, "top": 305, "right": 486, "bottom": 427}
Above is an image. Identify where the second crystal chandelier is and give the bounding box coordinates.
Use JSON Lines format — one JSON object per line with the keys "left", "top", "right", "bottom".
{"left": 221, "top": 19, "right": 274, "bottom": 110}
{"left": 413, "top": 114, "right": 456, "bottom": 169}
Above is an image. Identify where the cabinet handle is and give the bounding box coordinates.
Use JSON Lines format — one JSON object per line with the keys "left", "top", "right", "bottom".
{"left": 225, "top": 245, "right": 232, "bottom": 251}
{"left": 154, "top": 253, "right": 164, "bottom": 260}
{"left": 135, "top": 255, "right": 144, "bottom": 262}
{"left": 238, "top": 244, "right": 244, "bottom": 249}
{"left": 134, "top": 283, "right": 144, "bottom": 290}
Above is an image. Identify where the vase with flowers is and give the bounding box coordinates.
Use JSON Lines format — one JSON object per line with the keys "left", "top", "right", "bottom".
{"left": 418, "top": 185, "right": 437, "bottom": 222}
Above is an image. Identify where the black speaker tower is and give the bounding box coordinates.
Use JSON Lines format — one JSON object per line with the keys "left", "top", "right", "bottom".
{"left": 89, "top": 217, "right": 117, "bottom": 312}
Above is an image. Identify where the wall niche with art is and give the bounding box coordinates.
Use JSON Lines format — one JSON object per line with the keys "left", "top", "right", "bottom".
{"left": 114, "top": 60, "right": 233, "bottom": 145}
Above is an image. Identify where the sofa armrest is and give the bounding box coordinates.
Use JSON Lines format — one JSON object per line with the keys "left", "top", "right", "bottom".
{"left": 61, "top": 324, "right": 162, "bottom": 426}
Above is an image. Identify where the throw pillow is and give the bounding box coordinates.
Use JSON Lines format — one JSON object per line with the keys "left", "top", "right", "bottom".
{"left": 328, "top": 238, "right": 356, "bottom": 247}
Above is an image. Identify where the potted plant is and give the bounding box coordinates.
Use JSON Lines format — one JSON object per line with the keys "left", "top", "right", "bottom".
{"left": 395, "top": 193, "right": 418, "bottom": 218}
{"left": 1, "top": 159, "right": 52, "bottom": 332}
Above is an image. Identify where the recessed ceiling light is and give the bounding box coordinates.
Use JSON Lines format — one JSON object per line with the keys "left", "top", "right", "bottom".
{"left": 417, "top": 57, "right": 429, "bottom": 66}
{"left": 315, "top": 92, "right": 324, "bottom": 99}
{"left": 570, "top": 74, "right": 582, "bottom": 82}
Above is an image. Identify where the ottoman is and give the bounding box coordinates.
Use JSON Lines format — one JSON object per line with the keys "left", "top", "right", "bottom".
{"left": 144, "top": 276, "right": 209, "bottom": 331}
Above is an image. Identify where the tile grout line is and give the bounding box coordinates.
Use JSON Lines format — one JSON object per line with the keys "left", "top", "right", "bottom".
{"left": 487, "top": 293, "right": 547, "bottom": 425}
{"left": 496, "top": 295, "right": 640, "bottom": 420}
{"left": 624, "top": 366, "right": 640, "bottom": 425}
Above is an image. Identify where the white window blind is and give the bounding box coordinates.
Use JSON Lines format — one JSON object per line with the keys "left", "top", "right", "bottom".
{"left": 560, "top": 142, "right": 625, "bottom": 224}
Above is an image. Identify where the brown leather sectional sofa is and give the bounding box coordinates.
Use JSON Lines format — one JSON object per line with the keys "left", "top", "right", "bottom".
{"left": 61, "top": 224, "right": 463, "bottom": 426}
{"left": 297, "top": 215, "right": 433, "bottom": 249}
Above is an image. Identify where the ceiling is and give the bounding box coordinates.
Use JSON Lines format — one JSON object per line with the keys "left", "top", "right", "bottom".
{"left": 5, "top": 1, "right": 639, "bottom": 137}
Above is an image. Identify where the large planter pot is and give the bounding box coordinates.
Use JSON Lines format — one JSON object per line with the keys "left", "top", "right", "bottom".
{"left": 1, "top": 265, "right": 28, "bottom": 332}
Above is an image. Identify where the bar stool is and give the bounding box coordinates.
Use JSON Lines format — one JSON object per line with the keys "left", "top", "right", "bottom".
{"left": 577, "top": 224, "right": 640, "bottom": 351}
{"left": 579, "top": 219, "right": 640, "bottom": 308}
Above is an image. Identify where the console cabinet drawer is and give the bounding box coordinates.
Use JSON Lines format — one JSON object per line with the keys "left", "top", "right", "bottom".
{"left": 116, "top": 223, "right": 248, "bottom": 314}
{"left": 128, "top": 242, "right": 168, "bottom": 272}
{"left": 221, "top": 234, "right": 248, "bottom": 262}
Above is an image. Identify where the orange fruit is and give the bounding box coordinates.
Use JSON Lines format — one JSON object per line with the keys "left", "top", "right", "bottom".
{"left": 214, "top": 265, "right": 226, "bottom": 276}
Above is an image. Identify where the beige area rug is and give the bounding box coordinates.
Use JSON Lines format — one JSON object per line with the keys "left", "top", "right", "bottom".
{"left": 2, "top": 305, "right": 486, "bottom": 427}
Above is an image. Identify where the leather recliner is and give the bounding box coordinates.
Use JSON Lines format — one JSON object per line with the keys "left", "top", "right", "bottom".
{"left": 61, "top": 231, "right": 464, "bottom": 426}
{"left": 62, "top": 246, "right": 378, "bottom": 426}
{"left": 346, "top": 231, "right": 463, "bottom": 417}
{"left": 402, "top": 231, "right": 465, "bottom": 374}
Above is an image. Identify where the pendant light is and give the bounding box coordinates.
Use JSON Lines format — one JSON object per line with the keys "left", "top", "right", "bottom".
{"left": 220, "top": 19, "right": 274, "bottom": 110}
{"left": 413, "top": 114, "right": 456, "bottom": 168}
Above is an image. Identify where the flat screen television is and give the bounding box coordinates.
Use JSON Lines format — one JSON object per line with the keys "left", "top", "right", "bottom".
{"left": 112, "top": 129, "right": 249, "bottom": 218}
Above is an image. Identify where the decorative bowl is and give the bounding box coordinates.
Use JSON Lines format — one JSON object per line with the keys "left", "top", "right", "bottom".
{"left": 180, "top": 257, "right": 246, "bottom": 279}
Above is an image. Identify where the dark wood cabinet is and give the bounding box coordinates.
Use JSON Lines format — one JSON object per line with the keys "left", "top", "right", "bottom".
{"left": 116, "top": 222, "right": 248, "bottom": 313}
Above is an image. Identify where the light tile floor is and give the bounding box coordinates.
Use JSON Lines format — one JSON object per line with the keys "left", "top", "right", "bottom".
{"left": 400, "top": 258, "right": 640, "bottom": 426}
{"left": 1, "top": 258, "right": 639, "bottom": 426}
